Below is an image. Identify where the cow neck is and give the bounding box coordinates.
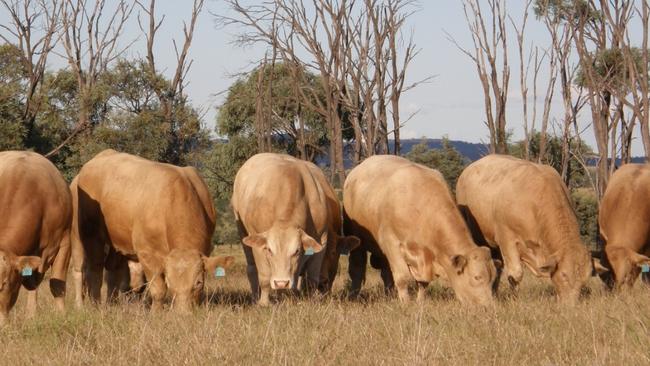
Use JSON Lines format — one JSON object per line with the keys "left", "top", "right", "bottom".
{"left": 536, "top": 202, "right": 583, "bottom": 254}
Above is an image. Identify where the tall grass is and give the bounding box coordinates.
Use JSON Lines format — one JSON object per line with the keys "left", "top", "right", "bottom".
{"left": 1, "top": 246, "right": 649, "bottom": 365}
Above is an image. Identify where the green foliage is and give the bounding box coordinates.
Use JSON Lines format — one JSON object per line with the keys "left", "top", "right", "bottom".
{"left": 201, "top": 137, "right": 257, "bottom": 202}
{"left": 534, "top": 0, "right": 597, "bottom": 23}
{"left": 571, "top": 188, "right": 599, "bottom": 247}
{"left": 575, "top": 47, "right": 649, "bottom": 93}
{"left": 405, "top": 137, "right": 468, "bottom": 190}
{"left": 0, "top": 44, "right": 27, "bottom": 150}
{"left": 217, "top": 63, "right": 329, "bottom": 159}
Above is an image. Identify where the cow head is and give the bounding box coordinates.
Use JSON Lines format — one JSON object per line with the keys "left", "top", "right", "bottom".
{"left": 243, "top": 226, "right": 324, "bottom": 290}
{"left": 318, "top": 234, "right": 361, "bottom": 293}
{"left": 0, "top": 250, "right": 41, "bottom": 325}
{"left": 518, "top": 241, "right": 592, "bottom": 304}
{"left": 604, "top": 246, "right": 650, "bottom": 290}
{"left": 447, "top": 246, "right": 498, "bottom": 306}
{"left": 161, "top": 249, "right": 234, "bottom": 313}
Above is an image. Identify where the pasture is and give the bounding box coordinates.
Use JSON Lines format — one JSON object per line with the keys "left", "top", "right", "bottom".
{"left": 1, "top": 246, "right": 649, "bottom": 365}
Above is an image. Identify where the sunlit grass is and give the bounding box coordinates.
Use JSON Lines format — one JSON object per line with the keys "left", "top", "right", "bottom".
{"left": 1, "top": 245, "right": 649, "bottom": 365}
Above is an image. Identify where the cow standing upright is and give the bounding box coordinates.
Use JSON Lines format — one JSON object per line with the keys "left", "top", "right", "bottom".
{"left": 456, "top": 155, "right": 593, "bottom": 304}
{"left": 232, "top": 153, "right": 359, "bottom": 306}
{"left": 0, "top": 151, "right": 72, "bottom": 324}
{"left": 343, "top": 155, "right": 498, "bottom": 305}
{"left": 599, "top": 164, "right": 650, "bottom": 289}
{"left": 71, "top": 149, "right": 233, "bottom": 312}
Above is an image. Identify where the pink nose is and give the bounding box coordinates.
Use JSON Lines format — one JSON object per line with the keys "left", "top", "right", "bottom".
{"left": 274, "top": 280, "right": 290, "bottom": 289}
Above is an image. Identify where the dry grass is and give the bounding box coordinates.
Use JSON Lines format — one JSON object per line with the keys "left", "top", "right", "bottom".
{"left": 2, "top": 245, "right": 650, "bottom": 365}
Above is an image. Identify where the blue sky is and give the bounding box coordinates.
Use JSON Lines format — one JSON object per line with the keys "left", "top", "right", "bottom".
{"left": 2, "top": 1, "right": 646, "bottom": 155}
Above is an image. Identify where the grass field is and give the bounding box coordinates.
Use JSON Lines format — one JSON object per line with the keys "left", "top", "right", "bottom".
{"left": 1, "top": 245, "right": 649, "bottom": 365}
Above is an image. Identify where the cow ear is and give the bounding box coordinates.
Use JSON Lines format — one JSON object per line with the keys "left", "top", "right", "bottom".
{"left": 338, "top": 235, "right": 361, "bottom": 254}
{"left": 630, "top": 251, "right": 650, "bottom": 268}
{"left": 592, "top": 258, "right": 609, "bottom": 275}
{"left": 242, "top": 234, "right": 267, "bottom": 248}
{"left": 301, "top": 230, "right": 323, "bottom": 253}
{"left": 203, "top": 255, "right": 235, "bottom": 274}
{"left": 13, "top": 256, "right": 41, "bottom": 272}
{"left": 451, "top": 255, "right": 468, "bottom": 275}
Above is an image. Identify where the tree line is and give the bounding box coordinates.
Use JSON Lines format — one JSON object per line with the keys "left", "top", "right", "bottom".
{"left": 1, "top": 0, "right": 646, "bottom": 245}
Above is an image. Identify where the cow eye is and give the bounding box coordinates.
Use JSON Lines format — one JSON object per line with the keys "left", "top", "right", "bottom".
{"left": 264, "top": 247, "right": 273, "bottom": 256}
{"left": 474, "top": 275, "right": 483, "bottom": 282}
{"left": 293, "top": 248, "right": 300, "bottom": 257}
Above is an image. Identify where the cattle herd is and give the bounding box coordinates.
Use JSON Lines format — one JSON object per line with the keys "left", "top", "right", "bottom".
{"left": 0, "top": 149, "right": 649, "bottom": 324}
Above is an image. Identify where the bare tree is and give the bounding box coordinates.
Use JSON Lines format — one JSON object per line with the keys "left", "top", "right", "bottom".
{"left": 47, "top": 0, "right": 133, "bottom": 158}
{"left": 450, "top": 0, "right": 510, "bottom": 154}
{"left": 601, "top": 0, "right": 649, "bottom": 163}
{"left": 0, "top": 0, "right": 60, "bottom": 146}
{"left": 511, "top": 0, "right": 539, "bottom": 160}
{"left": 137, "top": 0, "right": 204, "bottom": 163}
{"left": 218, "top": 0, "right": 423, "bottom": 185}
{"left": 385, "top": 0, "right": 421, "bottom": 155}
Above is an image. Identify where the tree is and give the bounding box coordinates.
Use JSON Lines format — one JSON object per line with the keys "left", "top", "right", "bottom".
{"left": 217, "top": 63, "right": 330, "bottom": 162}
{"left": 137, "top": 0, "right": 205, "bottom": 165}
{"left": 450, "top": 0, "right": 511, "bottom": 154}
{"left": 0, "top": 0, "right": 60, "bottom": 148}
{"left": 0, "top": 44, "right": 26, "bottom": 150}
{"left": 405, "top": 138, "right": 468, "bottom": 190}
{"left": 50, "top": 0, "right": 133, "bottom": 158}
{"left": 218, "top": 0, "right": 425, "bottom": 186}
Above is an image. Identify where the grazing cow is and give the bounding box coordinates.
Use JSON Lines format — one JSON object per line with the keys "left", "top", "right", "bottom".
{"left": 599, "top": 164, "right": 650, "bottom": 289}
{"left": 0, "top": 151, "right": 72, "bottom": 324}
{"left": 70, "top": 149, "right": 233, "bottom": 312}
{"left": 456, "top": 155, "right": 593, "bottom": 304}
{"left": 343, "top": 155, "right": 498, "bottom": 305}
{"left": 232, "top": 153, "right": 359, "bottom": 306}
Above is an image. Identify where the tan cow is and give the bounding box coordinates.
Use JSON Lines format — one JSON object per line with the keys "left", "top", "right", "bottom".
{"left": 343, "top": 155, "right": 498, "bottom": 305}
{"left": 0, "top": 151, "right": 72, "bottom": 324}
{"left": 456, "top": 155, "right": 593, "bottom": 304}
{"left": 599, "top": 164, "right": 650, "bottom": 289}
{"left": 232, "top": 153, "right": 359, "bottom": 306}
{"left": 70, "top": 149, "right": 233, "bottom": 312}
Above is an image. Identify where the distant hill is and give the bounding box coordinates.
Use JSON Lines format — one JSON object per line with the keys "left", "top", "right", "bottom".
{"left": 211, "top": 136, "right": 646, "bottom": 166}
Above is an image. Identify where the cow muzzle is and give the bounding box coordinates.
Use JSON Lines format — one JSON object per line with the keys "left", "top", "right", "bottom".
{"left": 272, "top": 279, "right": 292, "bottom": 290}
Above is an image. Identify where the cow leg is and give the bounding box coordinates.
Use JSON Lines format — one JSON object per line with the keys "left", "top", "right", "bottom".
{"left": 348, "top": 249, "right": 367, "bottom": 299}
{"left": 49, "top": 230, "right": 71, "bottom": 312}
{"left": 416, "top": 282, "right": 429, "bottom": 302}
{"left": 104, "top": 250, "right": 128, "bottom": 304}
{"left": 242, "top": 245, "right": 262, "bottom": 304}
{"left": 70, "top": 219, "right": 85, "bottom": 308}
{"left": 381, "top": 243, "right": 412, "bottom": 302}
{"left": 128, "top": 261, "right": 146, "bottom": 297}
{"left": 498, "top": 238, "right": 524, "bottom": 291}
{"left": 142, "top": 268, "right": 166, "bottom": 311}
{"left": 25, "top": 288, "right": 37, "bottom": 319}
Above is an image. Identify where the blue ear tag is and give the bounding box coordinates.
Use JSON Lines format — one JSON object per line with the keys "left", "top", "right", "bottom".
{"left": 215, "top": 267, "right": 226, "bottom": 278}
{"left": 21, "top": 267, "right": 33, "bottom": 277}
{"left": 642, "top": 264, "right": 650, "bottom": 273}
{"left": 305, "top": 248, "right": 314, "bottom": 256}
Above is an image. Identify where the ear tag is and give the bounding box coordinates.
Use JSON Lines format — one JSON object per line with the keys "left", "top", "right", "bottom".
{"left": 642, "top": 264, "right": 650, "bottom": 273}
{"left": 305, "top": 248, "right": 315, "bottom": 256}
{"left": 215, "top": 267, "right": 226, "bottom": 278}
{"left": 21, "top": 267, "right": 33, "bottom": 277}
